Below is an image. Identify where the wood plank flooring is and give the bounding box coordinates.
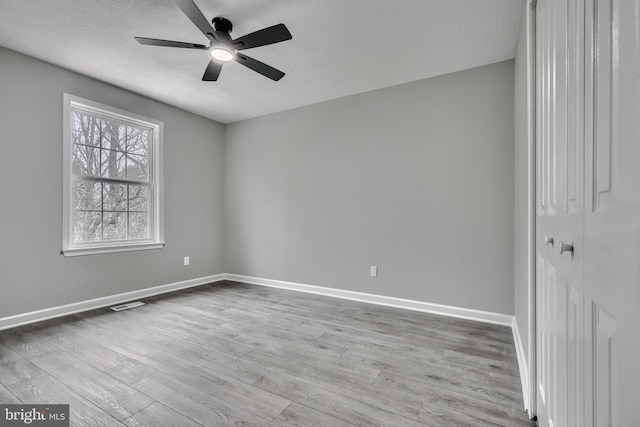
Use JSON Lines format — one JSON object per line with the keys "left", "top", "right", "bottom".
{"left": 0, "top": 281, "right": 536, "bottom": 426}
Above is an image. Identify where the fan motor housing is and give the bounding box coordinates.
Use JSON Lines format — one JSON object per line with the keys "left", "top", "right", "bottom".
{"left": 212, "top": 17, "right": 232, "bottom": 33}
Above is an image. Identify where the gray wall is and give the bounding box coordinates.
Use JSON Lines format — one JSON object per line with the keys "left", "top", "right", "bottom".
{"left": 0, "top": 47, "right": 225, "bottom": 318}
{"left": 514, "top": 3, "right": 531, "bottom": 362}
{"left": 225, "top": 60, "right": 516, "bottom": 315}
{"left": 0, "top": 46, "right": 518, "bottom": 320}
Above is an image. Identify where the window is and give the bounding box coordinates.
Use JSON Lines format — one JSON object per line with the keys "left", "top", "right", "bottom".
{"left": 62, "top": 94, "right": 164, "bottom": 256}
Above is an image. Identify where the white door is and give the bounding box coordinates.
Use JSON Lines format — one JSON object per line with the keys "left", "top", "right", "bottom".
{"left": 535, "top": 0, "right": 640, "bottom": 426}
{"left": 535, "top": 0, "right": 585, "bottom": 426}
{"left": 583, "top": 0, "right": 640, "bottom": 425}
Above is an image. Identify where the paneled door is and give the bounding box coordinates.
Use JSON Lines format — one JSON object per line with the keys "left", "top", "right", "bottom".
{"left": 583, "top": 0, "right": 640, "bottom": 425}
{"left": 535, "top": 0, "right": 640, "bottom": 425}
{"left": 535, "top": 0, "right": 585, "bottom": 426}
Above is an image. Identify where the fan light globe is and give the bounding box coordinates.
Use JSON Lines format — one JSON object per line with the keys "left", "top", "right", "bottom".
{"left": 211, "top": 47, "right": 234, "bottom": 62}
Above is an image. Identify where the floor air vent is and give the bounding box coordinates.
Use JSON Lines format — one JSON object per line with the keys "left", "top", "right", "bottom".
{"left": 110, "top": 301, "right": 145, "bottom": 312}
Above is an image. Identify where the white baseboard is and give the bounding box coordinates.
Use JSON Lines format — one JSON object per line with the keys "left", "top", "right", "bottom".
{"left": 0, "top": 274, "right": 225, "bottom": 331}
{"left": 512, "top": 316, "right": 530, "bottom": 412}
{"left": 224, "top": 274, "right": 514, "bottom": 327}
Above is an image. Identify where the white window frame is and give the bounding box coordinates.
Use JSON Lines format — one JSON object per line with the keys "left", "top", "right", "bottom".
{"left": 62, "top": 94, "right": 164, "bottom": 257}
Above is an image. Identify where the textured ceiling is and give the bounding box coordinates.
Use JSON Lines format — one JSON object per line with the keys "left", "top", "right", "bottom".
{"left": 0, "top": 0, "right": 522, "bottom": 123}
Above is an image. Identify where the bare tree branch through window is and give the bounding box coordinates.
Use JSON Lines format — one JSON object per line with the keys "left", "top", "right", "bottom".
{"left": 71, "top": 111, "right": 152, "bottom": 244}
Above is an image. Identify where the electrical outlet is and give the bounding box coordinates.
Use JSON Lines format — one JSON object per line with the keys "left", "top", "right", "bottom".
{"left": 184, "top": 256, "right": 190, "bottom": 266}
{"left": 370, "top": 266, "right": 378, "bottom": 277}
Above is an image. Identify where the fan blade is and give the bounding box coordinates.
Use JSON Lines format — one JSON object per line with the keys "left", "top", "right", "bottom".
{"left": 176, "top": 0, "right": 216, "bottom": 39}
{"left": 232, "top": 24, "right": 292, "bottom": 50}
{"left": 202, "top": 59, "right": 223, "bottom": 81}
{"left": 135, "top": 37, "right": 207, "bottom": 49}
{"left": 235, "top": 52, "right": 285, "bottom": 81}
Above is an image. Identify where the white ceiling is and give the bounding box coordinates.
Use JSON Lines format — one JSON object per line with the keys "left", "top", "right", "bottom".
{"left": 0, "top": 0, "right": 522, "bottom": 124}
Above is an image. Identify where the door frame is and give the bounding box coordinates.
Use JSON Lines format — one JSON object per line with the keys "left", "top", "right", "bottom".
{"left": 525, "top": 0, "right": 538, "bottom": 418}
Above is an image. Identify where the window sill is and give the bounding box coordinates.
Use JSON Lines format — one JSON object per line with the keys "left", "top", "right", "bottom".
{"left": 62, "top": 242, "right": 165, "bottom": 257}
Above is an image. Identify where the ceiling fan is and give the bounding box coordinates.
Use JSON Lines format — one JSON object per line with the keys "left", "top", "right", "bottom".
{"left": 134, "top": 0, "right": 292, "bottom": 81}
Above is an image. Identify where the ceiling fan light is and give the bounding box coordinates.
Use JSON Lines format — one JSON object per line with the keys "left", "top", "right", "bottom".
{"left": 211, "top": 47, "right": 234, "bottom": 62}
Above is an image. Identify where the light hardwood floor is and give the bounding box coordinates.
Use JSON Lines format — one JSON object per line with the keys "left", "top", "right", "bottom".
{"left": 0, "top": 281, "right": 536, "bottom": 426}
